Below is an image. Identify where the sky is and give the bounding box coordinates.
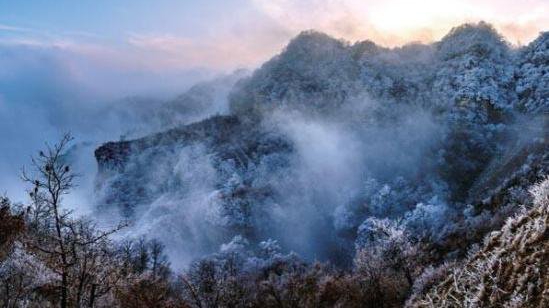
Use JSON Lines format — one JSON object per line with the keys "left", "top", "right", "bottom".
{"left": 0, "top": 0, "right": 547, "bottom": 203}
{"left": 0, "top": 0, "right": 547, "bottom": 71}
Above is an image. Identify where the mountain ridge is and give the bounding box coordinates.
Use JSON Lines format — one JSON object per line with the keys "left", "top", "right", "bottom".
{"left": 94, "top": 21, "right": 548, "bottom": 273}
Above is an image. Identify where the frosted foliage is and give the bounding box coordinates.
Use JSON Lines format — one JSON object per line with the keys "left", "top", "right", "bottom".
{"left": 0, "top": 242, "right": 56, "bottom": 288}
{"left": 433, "top": 23, "right": 515, "bottom": 115}
{"left": 402, "top": 200, "right": 455, "bottom": 242}
{"left": 408, "top": 178, "right": 549, "bottom": 307}
{"left": 355, "top": 217, "right": 409, "bottom": 250}
{"left": 530, "top": 176, "right": 549, "bottom": 206}
{"left": 230, "top": 31, "right": 359, "bottom": 114}
{"left": 515, "top": 32, "right": 549, "bottom": 113}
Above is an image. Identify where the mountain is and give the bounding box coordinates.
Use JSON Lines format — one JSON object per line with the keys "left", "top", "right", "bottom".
{"left": 94, "top": 21, "right": 547, "bottom": 285}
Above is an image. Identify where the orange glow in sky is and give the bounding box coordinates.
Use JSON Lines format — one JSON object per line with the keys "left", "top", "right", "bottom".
{"left": 252, "top": 0, "right": 548, "bottom": 48}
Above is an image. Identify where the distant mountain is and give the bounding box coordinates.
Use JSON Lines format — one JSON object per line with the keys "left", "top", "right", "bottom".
{"left": 97, "top": 69, "right": 249, "bottom": 141}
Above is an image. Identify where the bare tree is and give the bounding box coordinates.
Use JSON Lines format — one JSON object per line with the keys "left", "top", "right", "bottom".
{"left": 22, "top": 134, "right": 124, "bottom": 308}
{"left": 149, "top": 239, "right": 170, "bottom": 280}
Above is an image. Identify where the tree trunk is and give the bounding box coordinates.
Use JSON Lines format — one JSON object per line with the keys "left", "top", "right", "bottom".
{"left": 88, "top": 284, "right": 96, "bottom": 308}
{"left": 61, "top": 271, "right": 68, "bottom": 308}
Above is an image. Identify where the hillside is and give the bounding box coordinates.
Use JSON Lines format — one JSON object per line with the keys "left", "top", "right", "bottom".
{"left": 408, "top": 178, "right": 549, "bottom": 307}
{"left": 88, "top": 22, "right": 549, "bottom": 307}
{"left": 95, "top": 23, "right": 548, "bottom": 266}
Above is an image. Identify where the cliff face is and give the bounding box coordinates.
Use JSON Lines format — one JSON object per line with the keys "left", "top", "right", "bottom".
{"left": 94, "top": 114, "right": 292, "bottom": 234}
{"left": 95, "top": 115, "right": 242, "bottom": 174}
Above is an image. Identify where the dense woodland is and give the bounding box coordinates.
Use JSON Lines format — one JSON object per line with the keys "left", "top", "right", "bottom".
{"left": 1, "top": 22, "right": 548, "bottom": 307}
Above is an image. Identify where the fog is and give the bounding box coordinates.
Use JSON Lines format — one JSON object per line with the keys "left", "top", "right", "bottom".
{"left": 97, "top": 89, "right": 450, "bottom": 269}
{"left": 0, "top": 43, "right": 216, "bottom": 205}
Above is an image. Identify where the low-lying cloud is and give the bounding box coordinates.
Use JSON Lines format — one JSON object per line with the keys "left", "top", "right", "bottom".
{"left": 0, "top": 42, "right": 214, "bottom": 205}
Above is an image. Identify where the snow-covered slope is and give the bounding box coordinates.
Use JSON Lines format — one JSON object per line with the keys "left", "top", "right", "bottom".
{"left": 94, "top": 22, "right": 548, "bottom": 269}
{"left": 408, "top": 178, "right": 549, "bottom": 307}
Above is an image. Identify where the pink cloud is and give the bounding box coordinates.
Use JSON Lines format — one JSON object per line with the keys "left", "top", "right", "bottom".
{"left": 250, "top": 0, "right": 548, "bottom": 47}
{"left": 2, "top": 1, "right": 547, "bottom": 74}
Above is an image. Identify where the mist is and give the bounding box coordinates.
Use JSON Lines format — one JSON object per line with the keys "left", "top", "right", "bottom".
{"left": 96, "top": 89, "right": 450, "bottom": 269}
{"left": 0, "top": 42, "right": 218, "bottom": 205}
